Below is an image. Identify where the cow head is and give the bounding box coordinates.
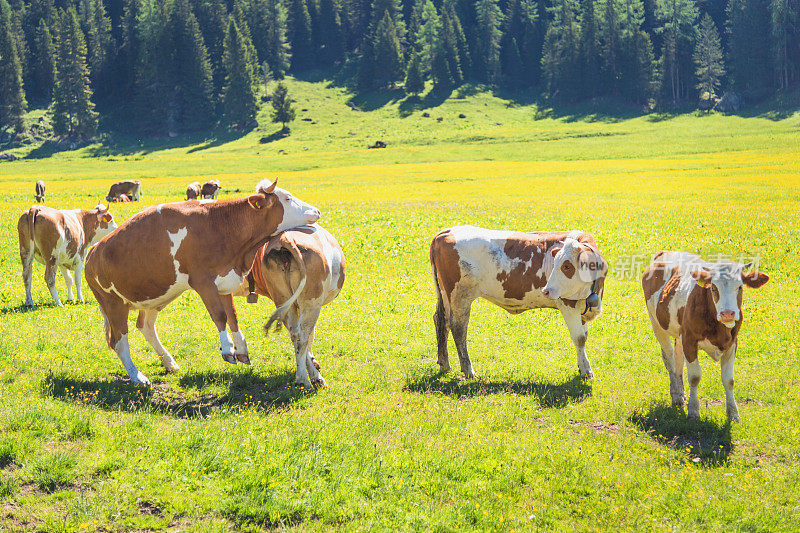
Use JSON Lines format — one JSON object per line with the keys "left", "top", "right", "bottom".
{"left": 542, "top": 238, "right": 608, "bottom": 301}
{"left": 250, "top": 179, "right": 320, "bottom": 234}
{"left": 691, "top": 261, "right": 769, "bottom": 328}
{"left": 89, "top": 203, "right": 118, "bottom": 244}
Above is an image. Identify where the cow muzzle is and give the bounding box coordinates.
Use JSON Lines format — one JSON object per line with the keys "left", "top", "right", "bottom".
{"left": 542, "top": 287, "right": 557, "bottom": 299}
{"left": 718, "top": 310, "right": 737, "bottom": 327}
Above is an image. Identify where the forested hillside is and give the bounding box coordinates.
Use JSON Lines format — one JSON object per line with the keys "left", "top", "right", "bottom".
{"left": 0, "top": 0, "right": 798, "bottom": 137}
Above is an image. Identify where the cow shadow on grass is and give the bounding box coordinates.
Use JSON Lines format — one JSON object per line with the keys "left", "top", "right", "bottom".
{"left": 0, "top": 303, "right": 59, "bottom": 315}
{"left": 629, "top": 404, "right": 732, "bottom": 467}
{"left": 404, "top": 370, "right": 591, "bottom": 408}
{"left": 43, "top": 368, "right": 308, "bottom": 418}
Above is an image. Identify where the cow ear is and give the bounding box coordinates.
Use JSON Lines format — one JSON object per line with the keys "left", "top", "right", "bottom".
{"left": 742, "top": 271, "right": 769, "bottom": 289}
{"left": 691, "top": 269, "right": 712, "bottom": 287}
{"left": 248, "top": 194, "right": 267, "bottom": 209}
{"left": 550, "top": 246, "right": 562, "bottom": 257}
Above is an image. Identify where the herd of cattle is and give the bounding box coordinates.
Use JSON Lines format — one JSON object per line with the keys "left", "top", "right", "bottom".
{"left": 18, "top": 179, "right": 769, "bottom": 421}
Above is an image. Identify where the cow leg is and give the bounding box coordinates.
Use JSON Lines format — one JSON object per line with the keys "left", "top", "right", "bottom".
{"left": 683, "top": 339, "right": 702, "bottom": 419}
{"left": 301, "top": 309, "right": 326, "bottom": 388}
{"left": 192, "top": 281, "right": 235, "bottom": 364}
{"left": 559, "top": 306, "right": 593, "bottom": 379}
{"left": 108, "top": 305, "right": 150, "bottom": 385}
{"left": 449, "top": 295, "right": 476, "bottom": 379}
{"left": 673, "top": 336, "right": 686, "bottom": 406}
{"left": 44, "top": 258, "right": 62, "bottom": 306}
{"left": 136, "top": 310, "right": 180, "bottom": 373}
{"left": 285, "top": 311, "right": 313, "bottom": 389}
{"left": 221, "top": 294, "right": 249, "bottom": 364}
{"left": 73, "top": 258, "right": 85, "bottom": 303}
{"left": 20, "top": 243, "right": 34, "bottom": 307}
{"left": 649, "top": 316, "right": 682, "bottom": 404}
{"left": 60, "top": 267, "right": 75, "bottom": 303}
{"left": 434, "top": 285, "right": 451, "bottom": 373}
{"left": 721, "top": 344, "right": 739, "bottom": 421}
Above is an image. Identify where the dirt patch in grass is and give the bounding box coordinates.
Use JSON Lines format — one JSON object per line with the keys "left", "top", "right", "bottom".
{"left": 568, "top": 420, "right": 622, "bottom": 434}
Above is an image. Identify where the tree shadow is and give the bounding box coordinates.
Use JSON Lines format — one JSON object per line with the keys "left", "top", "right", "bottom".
{"left": 257, "top": 129, "right": 289, "bottom": 144}
{"left": 398, "top": 88, "right": 454, "bottom": 117}
{"left": 347, "top": 87, "right": 406, "bottom": 112}
{"left": 0, "top": 303, "right": 58, "bottom": 315}
{"left": 404, "top": 370, "right": 591, "bottom": 408}
{"left": 43, "top": 368, "right": 307, "bottom": 419}
{"left": 629, "top": 403, "right": 732, "bottom": 467}
{"left": 186, "top": 124, "right": 255, "bottom": 153}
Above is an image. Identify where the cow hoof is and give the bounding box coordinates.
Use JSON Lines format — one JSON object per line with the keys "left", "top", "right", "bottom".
{"left": 312, "top": 359, "right": 321, "bottom": 370}
{"left": 438, "top": 363, "right": 451, "bottom": 374}
{"left": 687, "top": 412, "right": 700, "bottom": 420}
{"left": 295, "top": 380, "right": 314, "bottom": 390}
{"left": 671, "top": 398, "right": 685, "bottom": 408}
{"left": 222, "top": 353, "right": 237, "bottom": 365}
{"left": 312, "top": 378, "right": 328, "bottom": 389}
{"left": 727, "top": 409, "right": 740, "bottom": 422}
{"left": 132, "top": 372, "right": 151, "bottom": 386}
{"left": 580, "top": 371, "right": 595, "bottom": 380}
{"left": 162, "top": 361, "right": 180, "bottom": 373}
{"left": 236, "top": 353, "right": 251, "bottom": 365}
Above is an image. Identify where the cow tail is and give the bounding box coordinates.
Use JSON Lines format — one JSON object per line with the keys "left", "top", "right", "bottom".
{"left": 264, "top": 240, "right": 307, "bottom": 335}
{"left": 431, "top": 245, "right": 449, "bottom": 359}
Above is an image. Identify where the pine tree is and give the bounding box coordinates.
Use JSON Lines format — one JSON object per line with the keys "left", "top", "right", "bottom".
{"left": 271, "top": 81, "right": 295, "bottom": 128}
{"left": 192, "top": 0, "right": 228, "bottom": 99}
{"left": 500, "top": 0, "right": 537, "bottom": 88}
{"left": 431, "top": 42, "right": 454, "bottom": 88}
{"left": 262, "top": 0, "right": 291, "bottom": 78}
{"left": 0, "top": 0, "right": 26, "bottom": 132}
{"left": 223, "top": 18, "right": 258, "bottom": 127}
{"left": 694, "top": 13, "right": 724, "bottom": 104}
{"left": 655, "top": 0, "right": 698, "bottom": 102}
{"left": 416, "top": 0, "right": 440, "bottom": 72}
{"left": 474, "top": 0, "right": 503, "bottom": 82}
{"left": 318, "top": 0, "right": 345, "bottom": 64}
{"left": 618, "top": 0, "right": 655, "bottom": 103}
{"left": 52, "top": 7, "right": 97, "bottom": 138}
{"left": 404, "top": 51, "right": 424, "bottom": 94}
{"left": 769, "top": 0, "right": 799, "bottom": 90}
{"left": 599, "top": 0, "right": 621, "bottom": 95}
{"left": 579, "top": 0, "right": 600, "bottom": 97}
{"left": 727, "top": 0, "right": 772, "bottom": 98}
{"left": 439, "top": 3, "right": 463, "bottom": 84}
{"left": 541, "top": 0, "right": 581, "bottom": 100}
{"left": 372, "top": 11, "right": 404, "bottom": 85}
{"left": 446, "top": 3, "right": 471, "bottom": 81}
{"left": 32, "top": 20, "right": 56, "bottom": 101}
{"left": 232, "top": 1, "right": 260, "bottom": 92}
{"left": 78, "top": 0, "right": 114, "bottom": 97}
{"left": 288, "top": 0, "right": 314, "bottom": 71}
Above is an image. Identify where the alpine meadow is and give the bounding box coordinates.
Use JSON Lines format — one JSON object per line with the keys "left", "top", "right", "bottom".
{"left": 1, "top": 0, "right": 800, "bottom": 529}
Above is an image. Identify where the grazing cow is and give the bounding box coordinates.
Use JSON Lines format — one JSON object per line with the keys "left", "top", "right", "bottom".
{"left": 35, "top": 180, "right": 45, "bottom": 203}
{"left": 84, "top": 180, "right": 320, "bottom": 385}
{"left": 231, "top": 224, "right": 346, "bottom": 389}
{"left": 109, "top": 194, "right": 131, "bottom": 203}
{"left": 201, "top": 180, "right": 220, "bottom": 199}
{"left": 106, "top": 180, "right": 141, "bottom": 202}
{"left": 186, "top": 181, "right": 201, "bottom": 200}
{"left": 430, "top": 226, "right": 608, "bottom": 379}
{"left": 642, "top": 252, "right": 769, "bottom": 421}
{"left": 18, "top": 204, "right": 117, "bottom": 307}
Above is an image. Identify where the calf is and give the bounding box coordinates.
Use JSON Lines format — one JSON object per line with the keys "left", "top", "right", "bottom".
{"left": 232, "top": 224, "right": 345, "bottom": 389}
{"left": 35, "top": 180, "right": 45, "bottom": 203}
{"left": 106, "top": 180, "right": 141, "bottom": 202}
{"left": 430, "top": 226, "right": 608, "bottom": 379}
{"left": 18, "top": 204, "right": 117, "bottom": 307}
{"left": 642, "top": 252, "right": 769, "bottom": 421}
{"left": 201, "top": 180, "right": 220, "bottom": 199}
{"left": 84, "top": 180, "right": 320, "bottom": 385}
{"left": 186, "top": 181, "right": 201, "bottom": 200}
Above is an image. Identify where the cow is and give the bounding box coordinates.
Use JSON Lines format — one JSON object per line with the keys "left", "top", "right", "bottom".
{"left": 84, "top": 180, "right": 320, "bottom": 385}
{"left": 18, "top": 204, "right": 117, "bottom": 307}
{"left": 106, "top": 180, "right": 141, "bottom": 202}
{"left": 231, "top": 224, "right": 346, "bottom": 389}
{"left": 109, "top": 194, "right": 131, "bottom": 203}
{"left": 642, "top": 252, "right": 769, "bottom": 421}
{"left": 186, "top": 181, "right": 201, "bottom": 200}
{"left": 201, "top": 180, "right": 220, "bottom": 199}
{"left": 430, "top": 226, "right": 608, "bottom": 379}
{"left": 35, "top": 180, "right": 45, "bottom": 203}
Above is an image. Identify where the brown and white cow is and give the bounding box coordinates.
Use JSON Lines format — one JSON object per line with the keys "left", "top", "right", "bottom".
{"left": 35, "top": 180, "right": 45, "bottom": 203}
{"left": 186, "top": 181, "right": 201, "bottom": 200}
{"left": 106, "top": 180, "right": 141, "bottom": 202}
{"left": 18, "top": 204, "right": 117, "bottom": 307}
{"left": 201, "top": 180, "right": 220, "bottom": 199}
{"left": 231, "top": 224, "right": 346, "bottom": 388}
{"left": 84, "top": 180, "right": 320, "bottom": 385}
{"left": 430, "top": 226, "right": 608, "bottom": 379}
{"left": 642, "top": 251, "right": 769, "bottom": 421}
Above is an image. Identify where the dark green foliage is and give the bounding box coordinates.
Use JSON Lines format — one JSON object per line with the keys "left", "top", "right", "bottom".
{"left": 223, "top": 18, "right": 257, "bottom": 126}
{"left": 288, "top": 0, "right": 314, "bottom": 71}
{"left": 52, "top": 7, "right": 96, "bottom": 137}
{"left": 317, "top": 0, "right": 345, "bottom": 64}
{"left": 656, "top": 0, "right": 698, "bottom": 102}
{"left": 727, "top": 0, "right": 772, "bottom": 99}
{"left": 31, "top": 19, "right": 55, "bottom": 101}
{"left": 0, "top": 0, "right": 26, "bottom": 131}
{"left": 769, "top": 0, "right": 800, "bottom": 90}
{"left": 271, "top": 81, "right": 295, "bottom": 128}
{"left": 579, "top": 0, "right": 599, "bottom": 97}
{"left": 404, "top": 51, "right": 424, "bottom": 94}
{"left": 474, "top": 0, "right": 502, "bottom": 82}
{"left": 541, "top": 0, "right": 581, "bottom": 100}
{"left": 78, "top": 0, "right": 114, "bottom": 97}
{"left": 694, "top": 13, "right": 724, "bottom": 102}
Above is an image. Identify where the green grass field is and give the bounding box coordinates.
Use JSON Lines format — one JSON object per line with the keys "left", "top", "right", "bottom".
{"left": 1, "top": 80, "right": 799, "bottom": 531}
